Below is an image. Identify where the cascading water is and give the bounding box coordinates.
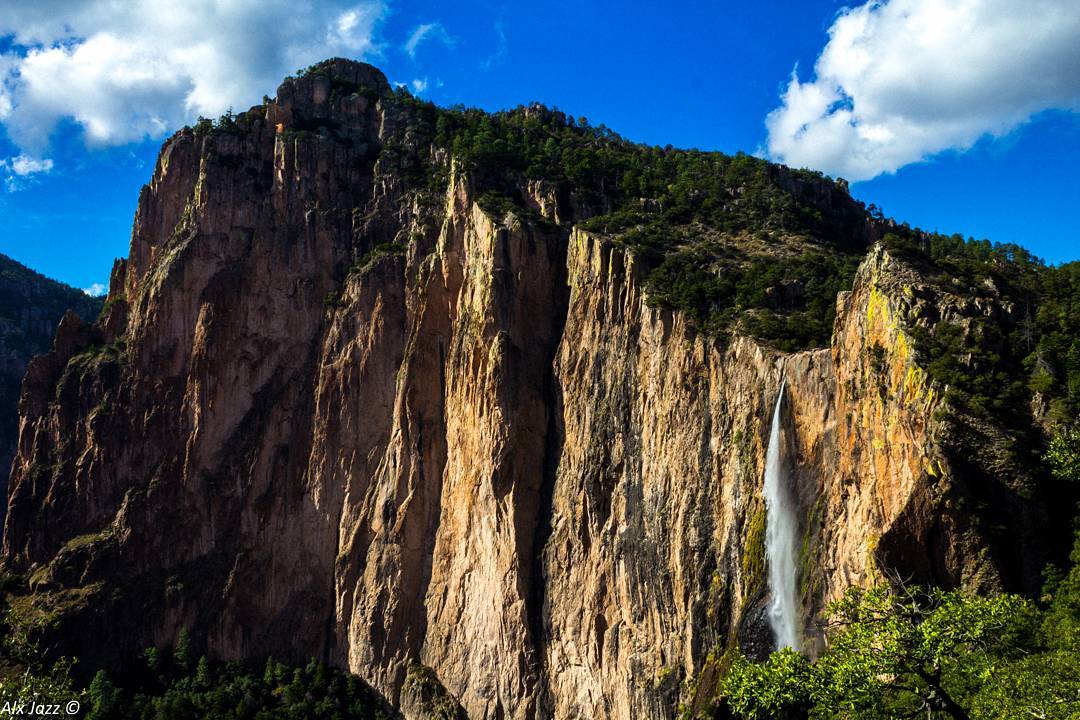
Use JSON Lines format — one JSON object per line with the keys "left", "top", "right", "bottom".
{"left": 763, "top": 380, "right": 801, "bottom": 651}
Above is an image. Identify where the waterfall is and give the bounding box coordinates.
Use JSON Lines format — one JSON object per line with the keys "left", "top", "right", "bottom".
{"left": 763, "top": 380, "right": 801, "bottom": 651}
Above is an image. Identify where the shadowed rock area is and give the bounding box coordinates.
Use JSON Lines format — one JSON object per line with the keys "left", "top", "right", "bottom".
{"left": 0, "top": 253, "right": 103, "bottom": 530}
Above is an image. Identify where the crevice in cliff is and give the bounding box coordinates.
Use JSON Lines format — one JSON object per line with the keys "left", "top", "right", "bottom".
{"left": 526, "top": 226, "right": 571, "bottom": 718}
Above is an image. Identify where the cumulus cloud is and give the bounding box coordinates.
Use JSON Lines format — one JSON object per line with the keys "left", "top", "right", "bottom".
{"left": 0, "top": 0, "right": 387, "bottom": 156}
{"left": 404, "top": 22, "right": 454, "bottom": 59}
{"left": 765, "top": 0, "right": 1080, "bottom": 181}
{"left": 411, "top": 78, "right": 428, "bottom": 93}
{"left": 83, "top": 282, "right": 107, "bottom": 297}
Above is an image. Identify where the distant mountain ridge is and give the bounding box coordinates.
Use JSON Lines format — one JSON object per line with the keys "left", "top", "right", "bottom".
{"left": 0, "top": 252, "right": 103, "bottom": 527}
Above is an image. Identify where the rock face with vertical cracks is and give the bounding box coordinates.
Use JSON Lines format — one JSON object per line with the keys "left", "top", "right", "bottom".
{"left": 0, "top": 254, "right": 103, "bottom": 531}
{"left": 0, "top": 60, "right": 1056, "bottom": 719}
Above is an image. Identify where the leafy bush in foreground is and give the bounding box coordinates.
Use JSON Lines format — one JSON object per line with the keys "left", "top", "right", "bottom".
{"left": 714, "top": 531, "right": 1080, "bottom": 720}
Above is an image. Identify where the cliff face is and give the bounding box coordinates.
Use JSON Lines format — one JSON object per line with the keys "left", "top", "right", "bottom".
{"left": 1, "top": 60, "right": 1053, "bottom": 719}
{"left": 0, "top": 254, "right": 102, "bottom": 530}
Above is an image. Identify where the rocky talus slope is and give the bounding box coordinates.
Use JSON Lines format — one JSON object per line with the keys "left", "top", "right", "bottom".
{"left": 0, "top": 254, "right": 102, "bottom": 530}
{"left": 1, "top": 61, "right": 1056, "bottom": 719}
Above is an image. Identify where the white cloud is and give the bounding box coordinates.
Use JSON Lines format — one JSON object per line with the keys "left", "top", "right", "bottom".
{"left": 765, "top": 0, "right": 1080, "bottom": 181}
{"left": 404, "top": 22, "right": 454, "bottom": 59}
{"left": 0, "top": 154, "right": 53, "bottom": 191}
{"left": 411, "top": 78, "right": 428, "bottom": 93}
{"left": 329, "top": 4, "right": 384, "bottom": 54}
{"left": 83, "top": 282, "right": 107, "bottom": 297}
{"left": 9, "top": 155, "right": 53, "bottom": 176}
{"left": 0, "top": 0, "right": 387, "bottom": 155}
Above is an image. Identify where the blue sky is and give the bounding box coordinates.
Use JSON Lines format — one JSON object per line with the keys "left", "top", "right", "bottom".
{"left": 0, "top": 0, "right": 1078, "bottom": 293}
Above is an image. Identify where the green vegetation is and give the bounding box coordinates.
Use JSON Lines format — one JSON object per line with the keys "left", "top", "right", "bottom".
{"left": 475, "top": 190, "right": 519, "bottom": 219}
{"left": 61, "top": 532, "right": 111, "bottom": 553}
{"left": 711, "top": 536, "right": 1080, "bottom": 719}
{"left": 0, "top": 656, "right": 82, "bottom": 716}
{"left": 294, "top": 59, "right": 383, "bottom": 102}
{"left": 690, "top": 421, "right": 1080, "bottom": 720}
{"left": 82, "top": 643, "right": 390, "bottom": 720}
{"left": 383, "top": 91, "right": 869, "bottom": 350}
{"left": 351, "top": 241, "right": 407, "bottom": 276}
{"left": 636, "top": 246, "right": 860, "bottom": 348}
{"left": 97, "top": 294, "right": 126, "bottom": 322}
{"left": 0, "top": 615, "right": 390, "bottom": 720}
{"left": 3, "top": 61, "right": 1080, "bottom": 720}
{"left": 1047, "top": 424, "right": 1080, "bottom": 482}
{"left": 1, "top": 567, "right": 390, "bottom": 720}
{"left": 193, "top": 110, "right": 263, "bottom": 140}
{"left": 0, "top": 572, "right": 89, "bottom": 713}
{"left": 174, "top": 67, "right": 875, "bottom": 352}
{"left": 392, "top": 96, "right": 861, "bottom": 239}
{"left": 740, "top": 504, "right": 767, "bottom": 600}
{"left": 867, "top": 231, "right": 1080, "bottom": 529}
{"left": 66, "top": 341, "right": 127, "bottom": 373}
{"left": 401, "top": 663, "right": 466, "bottom": 720}
{"left": 696, "top": 526, "right": 1080, "bottom": 720}
{"left": 378, "top": 84, "right": 1080, "bottom": 369}
{"left": 881, "top": 232, "right": 1080, "bottom": 423}
{"left": 56, "top": 341, "right": 128, "bottom": 402}
{"left": 0, "top": 254, "right": 102, "bottom": 338}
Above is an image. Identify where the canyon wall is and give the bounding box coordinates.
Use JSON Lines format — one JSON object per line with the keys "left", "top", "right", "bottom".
{"left": 1, "top": 60, "right": 1049, "bottom": 719}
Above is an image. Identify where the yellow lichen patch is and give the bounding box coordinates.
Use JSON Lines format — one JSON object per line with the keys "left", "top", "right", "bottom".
{"left": 894, "top": 332, "right": 910, "bottom": 370}
{"left": 866, "top": 287, "right": 891, "bottom": 330}
{"left": 865, "top": 534, "right": 882, "bottom": 581}
{"left": 903, "top": 364, "right": 932, "bottom": 407}
{"left": 921, "top": 385, "right": 935, "bottom": 411}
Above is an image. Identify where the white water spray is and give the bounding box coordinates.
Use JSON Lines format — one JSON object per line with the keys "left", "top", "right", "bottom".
{"left": 763, "top": 380, "right": 801, "bottom": 651}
